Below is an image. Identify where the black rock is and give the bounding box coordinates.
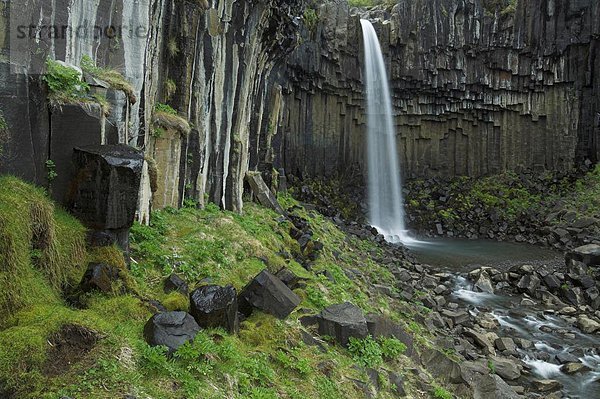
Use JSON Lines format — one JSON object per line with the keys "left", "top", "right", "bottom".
{"left": 143, "top": 311, "right": 201, "bottom": 355}
{"left": 164, "top": 273, "right": 189, "bottom": 295}
{"left": 317, "top": 302, "right": 368, "bottom": 347}
{"left": 190, "top": 285, "right": 239, "bottom": 334}
{"left": 238, "top": 270, "right": 301, "bottom": 319}
{"left": 365, "top": 313, "right": 414, "bottom": 356}
{"left": 276, "top": 267, "right": 303, "bottom": 289}
{"left": 68, "top": 144, "right": 144, "bottom": 230}
{"left": 80, "top": 263, "right": 120, "bottom": 293}
{"left": 86, "top": 231, "right": 116, "bottom": 247}
{"left": 543, "top": 274, "right": 561, "bottom": 290}
{"left": 387, "top": 371, "right": 406, "bottom": 397}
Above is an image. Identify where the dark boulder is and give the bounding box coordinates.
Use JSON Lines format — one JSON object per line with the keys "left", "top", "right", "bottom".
{"left": 317, "top": 302, "right": 368, "bottom": 347}
{"left": 69, "top": 144, "right": 144, "bottom": 230}
{"left": 164, "top": 273, "right": 189, "bottom": 296}
{"left": 143, "top": 311, "right": 201, "bottom": 355}
{"left": 189, "top": 285, "right": 239, "bottom": 334}
{"left": 275, "top": 267, "right": 304, "bottom": 289}
{"left": 238, "top": 270, "right": 301, "bottom": 319}
{"left": 365, "top": 313, "right": 414, "bottom": 356}
{"left": 567, "top": 244, "right": 600, "bottom": 266}
{"left": 80, "top": 263, "right": 120, "bottom": 293}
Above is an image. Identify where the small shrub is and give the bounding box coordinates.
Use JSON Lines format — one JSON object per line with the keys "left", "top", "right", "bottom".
{"left": 45, "top": 160, "right": 58, "bottom": 182}
{"left": 303, "top": 7, "right": 319, "bottom": 32}
{"left": 433, "top": 386, "right": 453, "bottom": 399}
{"left": 80, "top": 55, "right": 137, "bottom": 104}
{"left": 43, "top": 59, "right": 89, "bottom": 103}
{"left": 348, "top": 335, "right": 383, "bottom": 368}
{"left": 380, "top": 337, "right": 407, "bottom": 359}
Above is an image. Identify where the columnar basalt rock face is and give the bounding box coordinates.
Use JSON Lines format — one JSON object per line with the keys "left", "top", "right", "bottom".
{"left": 280, "top": 0, "right": 600, "bottom": 180}
{"left": 0, "top": 0, "right": 303, "bottom": 213}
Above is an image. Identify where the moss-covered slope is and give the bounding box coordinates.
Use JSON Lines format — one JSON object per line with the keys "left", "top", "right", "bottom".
{"left": 0, "top": 178, "right": 448, "bottom": 399}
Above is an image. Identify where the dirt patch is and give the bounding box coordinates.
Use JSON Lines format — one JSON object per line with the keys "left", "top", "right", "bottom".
{"left": 43, "top": 324, "right": 100, "bottom": 377}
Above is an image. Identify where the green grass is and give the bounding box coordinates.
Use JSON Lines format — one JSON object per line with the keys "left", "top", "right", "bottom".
{"left": 80, "top": 55, "right": 137, "bottom": 104}
{"left": 0, "top": 177, "right": 448, "bottom": 398}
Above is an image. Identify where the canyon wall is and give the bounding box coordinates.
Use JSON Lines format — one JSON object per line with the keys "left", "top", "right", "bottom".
{"left": 0, "top": 0, "right": 598, "bottom": 216}
{"left": 0, "top": 0, "right": 301, "bottom": 214}
{"left": 280, "top": 0, "right": 600, "bottom": 180}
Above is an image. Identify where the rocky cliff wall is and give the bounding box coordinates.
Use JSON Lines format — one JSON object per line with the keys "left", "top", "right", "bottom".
{"left": 0, "top": 0, "right": 302, "bottom": 213}
{"left": 280, "top": 0, "right": 600, "bottom": 180}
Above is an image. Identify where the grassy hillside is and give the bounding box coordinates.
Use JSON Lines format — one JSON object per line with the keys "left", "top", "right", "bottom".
{"left": 0, "top": 177, "right": 447, "bottom": 399}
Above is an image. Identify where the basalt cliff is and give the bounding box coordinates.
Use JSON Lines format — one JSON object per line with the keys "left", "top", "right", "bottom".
{"left": 0, "top": 0, "right": 598, "bottom": 216}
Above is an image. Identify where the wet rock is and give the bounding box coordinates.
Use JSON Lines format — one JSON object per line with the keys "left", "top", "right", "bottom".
{"left": 494, "top": 338, "right": 516, "bottom": 352}
{"left": 514, "top": 338, "right": 532, "bottom": 349}
{"left": 441, "top": 309, "right": 470, "bottom": 327}
{"left": 489, "top": 356, "right": 521, "bottom": 380}
{"left": 561, "top": 362, "right": 590, "bottom": 374}
{"left": 464, "top": 328, "right": 496, "bottom": 355}
{"left": 238, "top": 270, "right": 301, "bottom": 319}
{"left": 543, "top": 274, "right": 562, "bottom": 290}
{"left": 143, "top": 312, "right": 200, "bottom": 355}
{"left": 577, "top": 315, "right": 600, "bottom": 333}
{"left": 317, "top": 302, "right": 368, "bottom": 347}
{"left": 80, "top": 263, "right": 120, "bottom": 293}
{"left": 164, "top": 273, "right": 189, "bottom": 295}
{"left": 190, "top": 285, "right": 239, "bottom": 334}
{"left": 556, "top": 351, "right": 579, "bottom": 364}
{"left": 472, "top": 374, "right": 522, "bottom": 399}
{"left": 567, "top": 244, "right": 600, "bottom": 266}
{"left": 531, "top": 379, "right": 562, "bottom": 393}
{"left": 475, "top": 271, "right": 494, "bottom": 294}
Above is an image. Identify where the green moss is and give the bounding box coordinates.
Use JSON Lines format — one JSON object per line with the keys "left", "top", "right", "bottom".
{"left": 161, "top": 292, "right": 189, "bottom": 312}
{"left": 80, "top": 55, "right": 137, "bottom": 104}
{"left": 0, "top": 176, "right": 86, "bottom": 318}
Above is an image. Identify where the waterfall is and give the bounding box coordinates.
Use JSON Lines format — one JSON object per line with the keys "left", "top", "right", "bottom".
{"left": 360, "top": 19, "right": 411, "bottom": 244}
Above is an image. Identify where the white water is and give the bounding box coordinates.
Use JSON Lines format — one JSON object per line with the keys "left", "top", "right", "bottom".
{"left": 361, "top": 20, "right": 413, "bottom": 244}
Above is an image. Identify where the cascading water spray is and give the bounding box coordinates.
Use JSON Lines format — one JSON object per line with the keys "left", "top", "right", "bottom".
{"left": 360, "top": 19, "right": 412, "bottom": 244}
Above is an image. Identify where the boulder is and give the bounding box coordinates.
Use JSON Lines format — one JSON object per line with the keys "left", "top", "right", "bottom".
{"left": 531, "top": 379, "right": 562, "bottom": 393}
{"left": 69, "top": 145, "right": 144, "bottom": 230}
{"left": 567, "top": 244, "right": 600, "bottom": 266}
{"left": 317, "top": 302, "right": 368, "bottom": 347}
{"left": 365, "top": 313, "right": 414, "bottom": 355}
{"left": 494, "top": 338, "right": 516, "bottom": 352}
{"left": 577, "top": 315, "right": 600, "bottom": 333}
{"left": 275, "top": 267, "right": 304, "bottom": 289}
{"left": 464, "top": 328, "right": 496, "bottom": 355}
{"left": 143, "top": 312, "right": 201, "bottom": 354}
{"left": 80, "top": 263, "right": 120, "bottom": 293}
{"left": 190, "top": 285, "right": 239, "bottom": 333}
{"left": 475, "top": 271, "right": 494, "bottom": 294}
{"left": 472, "top": 374, "right": 522, "bottom": 399}
{"left": 238, "top": 270, "right": 301, "bottom": 319}
{"left": 441, "top": 309, "right": 470, "bottom": 327}
{"left": 245, "top": 172, "right": 285, "bottom": 215}
{"left": 561, "top": 362, "right": 590, "bottom": 374}
{"left": 489, "top": 356, "right": 521, "bottom": 380}
{"left": 164, "top": 273, "right": 189, "bottom": 295}
{"left": 421, "top": 348, "right": 464, "bottom": 384}
{"left": 387, "top": 371, "right": 406, "bottom": 397}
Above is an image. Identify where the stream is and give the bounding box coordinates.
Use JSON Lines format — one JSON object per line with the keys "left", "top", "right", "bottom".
{"left": 408, "top": 239, "right": 600, "bottom": 398}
